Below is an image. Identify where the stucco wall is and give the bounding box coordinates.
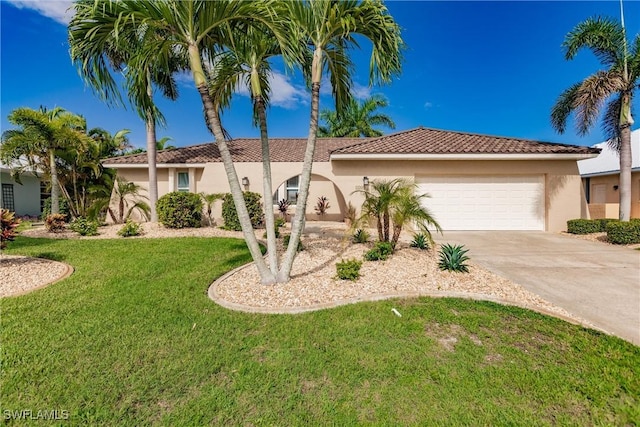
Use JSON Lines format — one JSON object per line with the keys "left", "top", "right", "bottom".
{"left": 113, "top": 158, "right": 586, "bottom": 232}
{"left": 0, "top": 171, "right": 41, "bottom": 216}
{"left": 585, "top": 172, "right": 640, "bottom": 218}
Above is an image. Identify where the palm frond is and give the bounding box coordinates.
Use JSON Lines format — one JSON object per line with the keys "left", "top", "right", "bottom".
{"left": 573, "top": 70, "right": 624, "bottom": 135}
{"left": 563, "top": 16, "right": 625, "bottom": 67}
{"left": 550, "top": 82, "right": 581, "bottom": 134}
{"left": 601, "top": 95, "right": 622, "bottom": 150}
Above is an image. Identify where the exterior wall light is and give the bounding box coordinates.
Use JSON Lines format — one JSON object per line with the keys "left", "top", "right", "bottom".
{"left": 613, "top": 185, "right": 619, "bottom": 191}
{"left": 363, "top": 176, "right": 369, "bottom": 187}
{"left": 242, "top": 177, "right": 249, "bottom": 187}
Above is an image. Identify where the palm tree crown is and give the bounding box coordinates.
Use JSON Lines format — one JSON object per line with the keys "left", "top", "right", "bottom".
{"left": 551, "top": 16, "right": 639, "bottom": 221}
{"left": 318, "top": 94, "right": 396, "bottom": 137}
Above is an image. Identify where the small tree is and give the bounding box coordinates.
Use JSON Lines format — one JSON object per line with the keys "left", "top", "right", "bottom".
{"left": 200, "top": 192, "right": 223, "bottom": 226}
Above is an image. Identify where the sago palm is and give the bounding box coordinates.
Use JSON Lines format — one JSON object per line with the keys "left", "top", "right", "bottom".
{"left": 551, "top": 16, "right": 639, "bottom": 221}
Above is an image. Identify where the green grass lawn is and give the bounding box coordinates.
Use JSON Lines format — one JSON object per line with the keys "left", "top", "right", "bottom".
{"left": 2, "top": 236, "right": 639, "bottom": 425}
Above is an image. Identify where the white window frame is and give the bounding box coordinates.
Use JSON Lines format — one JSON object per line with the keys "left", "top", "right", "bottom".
{"left": 177, "top": 172, "right": 189, "bottom": 192}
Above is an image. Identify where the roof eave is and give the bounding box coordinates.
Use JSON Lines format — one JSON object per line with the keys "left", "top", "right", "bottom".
{"left": 581, "top": 167, "right": 640, "bottom": 178}
{"left": 330, "top": 153, "right": 599, "bottom": 161}
{"left": 102, "top": 163, "right": 208, "bottom": 168}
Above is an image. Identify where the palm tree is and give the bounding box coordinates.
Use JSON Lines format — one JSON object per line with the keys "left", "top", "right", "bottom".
{"left": 358, "top": 178, "right": 407, "bottom": 242}
{"left": 68, "top": 0, "right": 291, "bottom": 284}
{"left": 389, "top": 187, "right": 441, "bottom": 249}
{"left": 88, "top": 128, "right": 133, "bottom": 157}
{"left": 207, "top": 24, "right": 285, "bottom": 276}
{"left": 551, "top": 16, "right": 639, "bottom": 221}
{"left": 89, "top": 175, "right": 150, "bottom": 224}
{"left": 156, "top": 136, "right": 176, "bottom": 151}
{"left": 277, "top": 0, "right": 404, "bottom": 282}
{"left": 69, "top": 0, "right": 182, "bottom": 222}
{"left": 0, "top": 107, "right": 91, "bottom": 215}
{"left": 318, "top": 94, "right": 396, "bottom": 137}
{"left": 200, "top": 192, "right": 223, "bottom": 226}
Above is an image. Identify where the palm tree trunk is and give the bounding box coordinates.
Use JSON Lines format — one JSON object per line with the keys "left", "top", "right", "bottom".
{"left": 391, "top": 223, "right": 402, "bottom": 248}
{"left": 383, "top": 211, "right": 390, "bottom": 242}
{"left": 49, "top": 150, "right": 60, "bottom": 215}
{"left": 619, "top": 124, "right": 632, "bottom": 221}
{"left": 146, "top": 75, "right": 159, "bottom": 223}
{"left": 188, "top": 43, "right": 275, "bottom": 284}
{"left": 256, "top": 95, "right": 279, "bottom": 275}
{"left": 277, "top": 48, "right": 323, "bottom": 282}
{"left": 376, "top": 215, "right": 383, "bottom": 241}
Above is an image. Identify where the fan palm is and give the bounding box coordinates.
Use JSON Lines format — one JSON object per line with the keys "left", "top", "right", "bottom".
{"left": 318, "top": 94, "right": 396, "bottom": 137}
{"left": 0, "top": 107, "right": 92, "bottom": 215}
{"left": 278, "top": 0, "right": 404, "bottom": 282}
{"left": 551, "top": 16, "right": 639, "bottom": 221}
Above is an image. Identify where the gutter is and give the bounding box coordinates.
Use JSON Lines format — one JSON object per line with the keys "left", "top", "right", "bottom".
{"left": 330, "top": 153, "right": 600, "bottom": 161}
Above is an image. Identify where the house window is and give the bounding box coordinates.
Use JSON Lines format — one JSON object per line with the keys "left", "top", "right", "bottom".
{"left": 177, "top": 172, "right": 189, "bottom": 192}
{"left": 286, "top": 176, "right": 299, "bottom": 204}
{"left": 2, "top": 184, "right": 15, "bottom": 212}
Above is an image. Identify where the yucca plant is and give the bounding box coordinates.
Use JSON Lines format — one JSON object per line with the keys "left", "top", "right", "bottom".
{"left": 438, "top": 244, "right": 470, "bottom": 273}
{"left": 410, "top": 232, "right": 430, "bottom": 250}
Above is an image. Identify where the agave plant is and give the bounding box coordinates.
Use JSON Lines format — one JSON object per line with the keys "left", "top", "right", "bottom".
{"left": 438, "top": 244, "right": 470, "bottom": 273}
{"left": 410, "top": 232, "right": 430, "bottom": 250}
{"left": 352, "top": 228, "right": 369, "bottom": 244}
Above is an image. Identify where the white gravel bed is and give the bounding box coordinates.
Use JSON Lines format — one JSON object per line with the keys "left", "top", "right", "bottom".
{"left": 9, "top": 222, "right": 589, "bottom": 326}
{"left": 211, "top": 234, "right": 587, "bottom": 325}
{"left": 0, "top": 254, "right": 72, "bottom": 297}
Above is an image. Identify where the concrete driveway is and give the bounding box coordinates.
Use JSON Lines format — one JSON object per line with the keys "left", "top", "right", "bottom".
{"left": 434, "top": 231, "right": 640, "bottom": 345}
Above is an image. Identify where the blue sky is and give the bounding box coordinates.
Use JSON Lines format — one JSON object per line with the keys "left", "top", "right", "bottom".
{"left": 1, "top": 1, "right": 639, "bottom": 150}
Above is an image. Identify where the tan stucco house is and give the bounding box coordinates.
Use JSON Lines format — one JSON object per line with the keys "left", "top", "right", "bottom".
{"left": 103, "top": 127, "right": 599, "bottom": 232}
{"left": 578, "top": 129, "right": 640, "bottom": 219}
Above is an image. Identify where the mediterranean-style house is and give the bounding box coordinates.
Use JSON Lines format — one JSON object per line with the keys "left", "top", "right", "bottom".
{"left": 0, "top": 161, "right": 43, "bottom": 217}
{"left": 578, "top": 129, "right": 640, "bottom": 219}
{"left": 103, "top": 127, "right": 599, "bottom": 232}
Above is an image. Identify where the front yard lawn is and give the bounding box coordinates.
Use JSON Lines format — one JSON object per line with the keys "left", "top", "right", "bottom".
{"left": 2, "top": 237, "right": 639, "bottom": 425}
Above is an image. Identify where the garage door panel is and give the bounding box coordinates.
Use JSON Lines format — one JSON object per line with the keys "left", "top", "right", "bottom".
{"left": 416, "top": 175, "right": 544, "bottom": 231}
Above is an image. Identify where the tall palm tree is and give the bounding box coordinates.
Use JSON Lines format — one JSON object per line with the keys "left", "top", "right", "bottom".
{"left": 551, "top": 16, "right": 639, "bottom": 221}
{"left": 318, "top": 94, "right": 396, "bottom": 137}
{"left": 277, "top": 0, "right": 404, "bottom": 282}
{"left": 207, "top": 24, "right": 285, "bottom": 275}
{"left": 0, "top": 107, "right": 91, "bottom": 215}
{"left": 69, "top": 0, "right": 181, "bottom": 222}
{"left": 68, "top": 0, "right": 292, "bottom": 284}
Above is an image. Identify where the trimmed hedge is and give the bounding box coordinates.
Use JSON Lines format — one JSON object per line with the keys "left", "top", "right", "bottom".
{"left": 605, "top": 220, "right": 640, "bottom": 245}
{"left": 221, "top": 192, "right": 264, "bottom": 231}
{"left": 157, "top": 192, "right": 203, "bottom": 229}
{"left": 567, "top": 219, "right": 601, "bottom": 235}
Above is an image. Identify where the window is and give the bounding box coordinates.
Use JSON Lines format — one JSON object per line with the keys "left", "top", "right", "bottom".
{"left": 2, "top": 184, "right": 15, "bottom": 212}
{"left": 286, "top": 176, "right": 299, "bottom": 204}
{"left": 177, "top": 172, "right": 189, "bottom": 192}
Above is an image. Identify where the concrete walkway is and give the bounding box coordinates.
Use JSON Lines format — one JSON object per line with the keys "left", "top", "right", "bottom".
{"left": 434, "top": 231, "right": 640, "bottom": 345}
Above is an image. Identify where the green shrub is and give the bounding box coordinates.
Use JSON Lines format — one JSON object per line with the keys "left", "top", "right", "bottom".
{"left": 157, "top": 192, "right": 203, "bottom": 229}
{"left": 42, "top": 197, "right": 70, "bottom": 221}
{"left": 1, "top": 209, "right": 21, "bottom": 250}
{"left": 221, "top": 192, "right": 263, "bottom": 231}
{"left": 605, "top": 220, "right": 640, "bottom": 245}
{"left": 597, "top": 218, "right": 616, "bottom": 232}
{"left": 44, "top": 214, "right": 67, "bottom": 233}
{"left": 69, "top": 217, "right": 99, "bottom": 236}
{"left": 567, "top": 219, "right": 601, "bottom": 235}
{"left": 117, "top": 220, "right": 142, "bottom": 237}
{"left": 352, "top": 228, "right": 369, "bottom": 244}
{"left": 336, "top": 258, "right": 362, "bottom": 281}
{"left": 364, "top": 241, "right": 394, "bottom": 261}
{"left": 283, "top": 234, "right": 304, "bottom": 252}
{"left": 438, "top": 244, "right": 470, "bottom": 273}
{"left": 410, "top": 233, "right": 430, "bottom": 250}
{"left": 275, "top": 217, "right": 286, "bottom": 229}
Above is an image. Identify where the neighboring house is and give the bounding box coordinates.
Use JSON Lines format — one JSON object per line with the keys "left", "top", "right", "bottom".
{"left": 0, "top": 161, "right": 43, "bottom": 217}
{"left": 103, "top": 127, "right": 599, "bottom": 232}
{"left": 578, "top": 129, "right": 640, "bottom": 219}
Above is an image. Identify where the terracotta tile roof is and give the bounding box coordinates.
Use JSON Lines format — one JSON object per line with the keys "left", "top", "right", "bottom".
{"left": 331, "top": 127, "right": 600, "bottom": 155}
{"left": 102, "top": 137, "right": 368, "bottom": 165}
{"left": 102, "top": 127, "right": 599, "bottom": 166}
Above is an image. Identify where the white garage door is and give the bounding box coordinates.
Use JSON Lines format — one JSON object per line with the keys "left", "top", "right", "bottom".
{"left": 416, "top": 175, "right": 545, "bottom": 230}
